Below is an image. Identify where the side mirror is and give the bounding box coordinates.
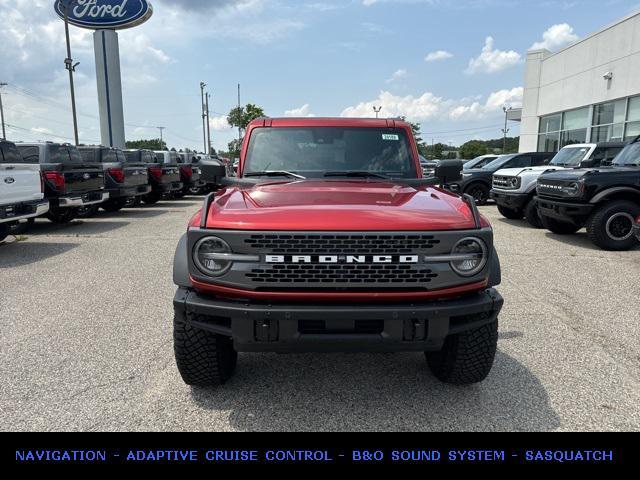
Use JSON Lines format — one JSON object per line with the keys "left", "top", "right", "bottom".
{"left": 200, "top": 158, "right": 226, "bottom": 185}
{"left": 434, "top": 160, "right": 463, "bottom": 184}
{"left": 581, "top": 158, "right": 596, "bottom": 168}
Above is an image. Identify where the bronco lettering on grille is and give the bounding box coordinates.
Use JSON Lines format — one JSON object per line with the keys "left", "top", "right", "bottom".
{"left": 265, "top": 255, "right": 420, "bottom": 264}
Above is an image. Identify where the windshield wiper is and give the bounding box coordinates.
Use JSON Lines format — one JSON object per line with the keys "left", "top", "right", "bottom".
{"left": 323, "top": 171, "right": 389, "bottom": 179}
{"left": 244, "top": 171, "right": 306, "bottom": 179}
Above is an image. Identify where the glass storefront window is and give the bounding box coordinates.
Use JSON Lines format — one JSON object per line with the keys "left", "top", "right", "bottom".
{"left": 538, "top": 132, "right": 561, "bottom": 152}
{"left": 591, "top": 124, "right": 624, "bottom": 143}
{"left": 561, "top": 129, "right": 587, "bottom": 147}
{"left": 627, "top": 97, "right": 640, "bottom": 122}
{"left": 540, "top": 114, "right": 561, "bottom": 133}
{"left": 593, "top": 99, "right": 626, "bottom": 126}
{"left": 625, "top": 121, "right": 640, "bottom": 140}
{"left": 563, "top": 108, "right": 589, "bottom": 130}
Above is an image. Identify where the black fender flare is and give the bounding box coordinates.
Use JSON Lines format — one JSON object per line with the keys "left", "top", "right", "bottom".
{"left": 487, "top": 246, "right": 502, "bottom": 287}
{"left": 173, "top": 233, "right": 191, "bottom": 287}
{"left": 590, "top": 187, "right": 640, "bottom": 204}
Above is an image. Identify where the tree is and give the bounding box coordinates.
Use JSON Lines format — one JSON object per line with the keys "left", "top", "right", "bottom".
{"left": 459, "top": 140, "right": 489, "bottom": 159}
{"left": 125, "top": 138, "right": 166, "bottom": 150}
{"left": 227, "top": 103, "right": 266, "bottom": 130}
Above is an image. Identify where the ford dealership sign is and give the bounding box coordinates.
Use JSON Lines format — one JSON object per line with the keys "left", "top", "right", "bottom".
{"left": 54, "top": 0, "right": 153, "bottom": 30}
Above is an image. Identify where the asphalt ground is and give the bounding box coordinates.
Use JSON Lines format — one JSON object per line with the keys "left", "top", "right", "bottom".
{"left": 1, "top": 198, "right": 639, "bottom": 432}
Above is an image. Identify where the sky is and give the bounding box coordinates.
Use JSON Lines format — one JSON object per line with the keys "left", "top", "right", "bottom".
{"left": 0, "top": 0, "right": 638, "bottom": 153}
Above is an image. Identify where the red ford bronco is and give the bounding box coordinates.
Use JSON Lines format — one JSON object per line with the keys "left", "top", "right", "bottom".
{"left": 173, "top": 118, "right": 503, "bottom": 386}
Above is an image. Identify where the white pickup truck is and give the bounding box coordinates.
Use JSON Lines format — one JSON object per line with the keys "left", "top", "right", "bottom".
{"left": 0, "top": 140, "right": 49, "bottom": 242}
{"left": 490, "top": 142, "right": 625, "bottom": 228}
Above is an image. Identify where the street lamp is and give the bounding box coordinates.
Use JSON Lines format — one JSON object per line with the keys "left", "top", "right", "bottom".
{"left": 502, "top": 105, "right": 513, "bottom": 154}
{"left": 61, "top": 0, "right": 80, "bottom": 146}
{"left": 373, "top": 106, "right": 382, "bottom": 119}
{"left": 200, "top": 82, "right": 207, "bottom": 154}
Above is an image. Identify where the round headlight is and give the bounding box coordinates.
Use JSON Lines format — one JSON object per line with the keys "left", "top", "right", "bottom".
{"left": 566, "top": 183, "right": 580, "bottom": 195}
{"left": 450, "top": 237, "right": 488, "bottom": 277}
{"left": 509, "top": 178, "right": 519, "bottom": 188}
{"left": 194, "top": 236, "right": 233, "bottom": 276}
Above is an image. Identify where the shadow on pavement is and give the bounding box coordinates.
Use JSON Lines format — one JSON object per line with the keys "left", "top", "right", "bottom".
{"left": 95, "top": 210, "right": 167, "bottom": 220}
{"left": 23, "top": 220, "right": 130, "bottom": 237}
{"left": 0, "top": 241, "right": 79, "bottom": 268}
{"left": 190, "top": 348, "right": 560, "bottom": 432}
{"left": 152, "top": 201, "right": 201, "bottom": 209}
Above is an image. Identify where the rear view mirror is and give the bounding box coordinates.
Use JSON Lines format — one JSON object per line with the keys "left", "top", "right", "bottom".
{"left": 200, "top": 159, "right": 227, "bottom": 185}
{"left": 434, "top": 160, "right": 463, "bottom": 184}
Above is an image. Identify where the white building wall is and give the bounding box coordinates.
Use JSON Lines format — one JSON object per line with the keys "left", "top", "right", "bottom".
{"left": 520, "top": 11, "right": 640, "bottom": 152}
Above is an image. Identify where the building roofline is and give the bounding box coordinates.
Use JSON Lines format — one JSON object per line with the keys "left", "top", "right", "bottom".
{"left": 529, "top": 10, "right": 640, "bottom": 59}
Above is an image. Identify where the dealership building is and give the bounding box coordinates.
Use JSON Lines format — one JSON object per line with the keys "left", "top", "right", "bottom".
{"left": 519, "top": 11, "right": 640, "bottom": 153}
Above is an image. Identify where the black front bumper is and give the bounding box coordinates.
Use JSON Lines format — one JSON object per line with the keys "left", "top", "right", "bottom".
{"left": 490, "top": 190, "right": 529, "bottom": 210}
{"left": 537, "top": 196, "right": 594, "bottom": 225}
{"left": 174, "top": 287, "right": 504, "bottom": 353}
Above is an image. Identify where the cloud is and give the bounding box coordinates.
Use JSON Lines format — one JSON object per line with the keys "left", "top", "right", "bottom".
{"left": 341, "top": 91, "right": 448, "bottom": 121}
{"left": 465, "top": 36, "right": 521, "bottom": 74}
{"left": 449, "top": 87, "right": 523, "bottom": 120}
{"left": 530, "top": 23, "right": 578, "bottom": 51}
{"left": 425, "top": 50, "right": 453, "bottom": 62}
{"left": 284, "top": 104, "right": 315, "bottom": 117}
{"left": 209, "top": 115, "right": 232, "bottom": 131}
{"left": 385, "top": 69, "right": 408, "bottom": 83}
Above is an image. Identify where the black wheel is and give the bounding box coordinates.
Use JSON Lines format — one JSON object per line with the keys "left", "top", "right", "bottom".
{"left": 426, "top": 320, "right": 498, "bottom": 385}
{"left": 540, "top": 215, "right": 581, "bottom": 235}
{"left": 497, "top": 205, "right": 524, "bottom": 220}
{"left": 586, "top": 200, "right": 640, "bottom": 251}
{"left": 174, "top": 311, "right": 237, "bottom": 387}
{"left": 46, "top": 208, "right": 76, "bottom": 224}
{"left": 76, "top": 205, "right": 100, "bottom": 218}
{"left": 142, "top": 191, "right": 161, "bottom": 205}
{"left": 0, "top": 224, "right": 9, "bottom": 242}
{"left": 101, "top": 199, "right": 127, "bottom": 213}
{"left": 464, "top": 183, "right": 490, "bottom": 206}
{"left": 524, "top": 197, "right": 543, "bottom": 229}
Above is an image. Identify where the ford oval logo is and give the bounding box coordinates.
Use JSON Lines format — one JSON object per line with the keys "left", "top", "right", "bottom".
{"left": 54, "top": 0, "right": 153, "bottom": 30}
{"left": 4, "top": 177, "right": 15, "bottom": 184}
{"left": 83, "top": 173, "right": 91, "bottom": 180}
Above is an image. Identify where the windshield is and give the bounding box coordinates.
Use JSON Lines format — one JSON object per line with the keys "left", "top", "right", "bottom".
{"left": 482, "top": 155, "right": 514, "bottom": 171}
{"left": 550, "top": 146, "right": 590, "bottom": 167}
{"left": 464, "top": 155, "right": 496, "bottom": 170}
{"left": 244, "top": 127, "right": 417, "bottom": 179}
{"left": 612, "top": 143, "right": 640, "bottom": 166}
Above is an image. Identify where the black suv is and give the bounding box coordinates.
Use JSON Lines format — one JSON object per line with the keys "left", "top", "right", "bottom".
{"left": 537, "top": 138, "right": 640, "bottom": 251}
{"left": 450, "top": 152, "right": 555, "bottom": 205}
{"left": 77, "top": 146, "right": 151, "bottom": 215}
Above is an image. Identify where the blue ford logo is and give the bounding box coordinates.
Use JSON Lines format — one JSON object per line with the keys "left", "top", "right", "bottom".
{"left": 4, "top": 177, "right": 15, "bottom": 184}
{"left": 54, "top": 0, "right": 153, "bottom": 30}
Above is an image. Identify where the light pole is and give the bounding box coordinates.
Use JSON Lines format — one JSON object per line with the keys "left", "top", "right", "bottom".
{"left": 157, "top": 126, "right": 165, "bottom": 149}
{"left": 373, "top": 106, "right": 382, "bottom": 119}
{"left": 502, "top": 105, "right": 513, "bottom": 154}
{"left": 61, "top": 0, "right": 80, "bottom": 146}
{"left": 0, "top": 83, "right": 7, "bottom": 140}
{"left": 205, "top": 92, "right": 212, "bottom": 155}
{"left": 200, "top": 82, "right": 207, "bottom": 154}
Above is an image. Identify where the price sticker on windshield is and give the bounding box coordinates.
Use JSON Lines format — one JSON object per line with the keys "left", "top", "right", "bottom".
{"left": 382, "top": 134, "right": 400, "bottom": 141}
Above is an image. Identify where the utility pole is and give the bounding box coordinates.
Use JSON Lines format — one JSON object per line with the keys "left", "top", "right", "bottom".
{"left": 373, "top": 106, "right": 382, "bottom": 119}
{"left": 237, "top": 83, "right": 242, "bottom": 147}
{"left": 157, "top": 126, "right": 165, "bottom": 149}
{"left": 205, "top": 92, "right": 211, "bottom": 155}
{"left": 502, "top": 106, "right": 512, "bottom": 154}
{"left": 62, "top": 0, "right": 80, "bottom": 146}
{"left": 0, "top": 83, "right": 7, "bottom": 140}
{"left": 199, "top": 82, "right": 207, "bottom": 154}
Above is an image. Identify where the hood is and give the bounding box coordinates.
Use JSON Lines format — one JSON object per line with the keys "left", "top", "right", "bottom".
{"left": 496, "top": 166, "right": 566, "bottom": 177}
{"left": 200, "top": 180, "right": 480, "bottom": 231}
{"left": 539, "top": 166, "right": 638, "bottom": 183}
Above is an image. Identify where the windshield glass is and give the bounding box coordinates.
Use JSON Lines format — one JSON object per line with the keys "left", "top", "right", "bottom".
{"left": 464, "top": 155, "right": 496, "bottom": 170}
{"left": 244, "top": 127, "right": 417, "bottom": 179}
{"left": 482, "top": 155, "right": 513, "bottom": 171}
{"left": 550, "top": 146, "right": 590, "bottom": 167}
{"left": 612, "top": 143, "right": 640, "bottom": 166}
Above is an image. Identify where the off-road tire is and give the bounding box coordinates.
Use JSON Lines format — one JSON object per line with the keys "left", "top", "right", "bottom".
{"left": 540, "top": 215, "right": 581, "bottom": 235}
{"left": 426, "top": 320, "right": 498, "bottom": 385}
{"left": 524, "top": 197, "right": 543, "bottom": 229}
{"left": 586, "top": 200, "right": 640, "bottom": 251}
{"left": 101, "top": 199, "right": 127, "bottom": 213}
{"left": 0, "top": 224, "right": 9, "bottom": 242}
{"left": 76, "top": 205, "right": 100, "bottom": 218}
{"left": 142, "top": 191, "right": 161, "bottom": 205}
{"left": 46, "top": 208, "right": 76, "bottom": 224}
{"left": 497, "top": 205, "right": 524, "bottom": 220}
{"left": 464, "top": 183, "right": 490, "bottom": 206}
{"left": 174, "top": 312, "right": 238, "bottom": 387}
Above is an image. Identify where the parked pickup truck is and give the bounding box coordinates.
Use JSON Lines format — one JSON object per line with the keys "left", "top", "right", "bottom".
{"left": 0, "top": 140, "right": 49, "bottom": 242}
{"left": 449, "top": 152, "right": 555, "bottom": 205}
{"left": 77, "top": 146, "right": 151, "bottom": 216}
{"left": 16, "top": 142, "right": 108, "bottom": 224}
{"left": 154, "top": 151, "right": 184, "bottom": 199}
{"left": 537, "top": 137, "right": 640, "bottom": 251}
{"left": 491, "top": 142, "right": 625, "bottom": 228}
{"left": 172, "top": 117, "right": 504, "bottom": 387}
{"left": 176, "top": 152, "right": 205, "bottom": 197}
{"left": 124, "top": 149, "right": 180, "bottom": 204}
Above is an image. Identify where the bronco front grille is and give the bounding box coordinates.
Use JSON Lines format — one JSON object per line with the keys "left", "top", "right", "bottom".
{"left": 493, "top": 176, "right": 516, "bottom": 189}
{"left": 243, "top": 234, "right": 440, "bottom": 255}
{"left": 246, "top": 264, "right": 438, "bottom": 285}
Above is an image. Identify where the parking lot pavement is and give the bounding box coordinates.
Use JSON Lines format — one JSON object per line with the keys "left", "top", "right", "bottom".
{"left": 1, "top": 200, "right": 639, "bottom": 432}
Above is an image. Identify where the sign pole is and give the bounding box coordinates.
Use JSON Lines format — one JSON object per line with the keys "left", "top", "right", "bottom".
{"left": 63, "top": 1, "right": 80, "bottom": 146}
